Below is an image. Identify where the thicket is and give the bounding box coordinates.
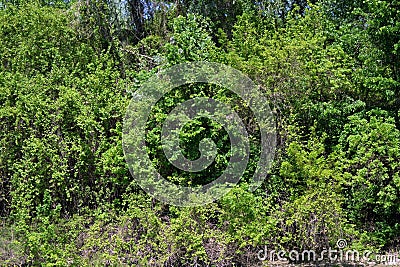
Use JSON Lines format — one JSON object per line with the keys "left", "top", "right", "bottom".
{"left": 0, "top": 0, "right": 399, "bottom": 266}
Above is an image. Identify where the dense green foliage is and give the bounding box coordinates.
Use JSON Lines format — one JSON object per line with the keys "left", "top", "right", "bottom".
{"left": 0, "top": 0, "right": 399, "bottom": 266}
